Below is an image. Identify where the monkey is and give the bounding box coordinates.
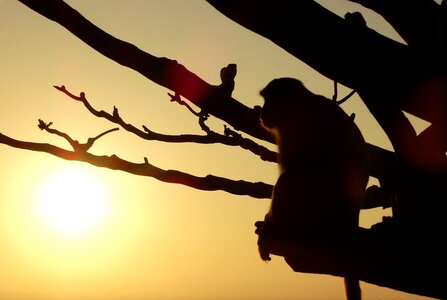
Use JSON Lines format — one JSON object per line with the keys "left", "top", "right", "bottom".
{"left": 256, "top": 78, "right": 369, "bottom": 300}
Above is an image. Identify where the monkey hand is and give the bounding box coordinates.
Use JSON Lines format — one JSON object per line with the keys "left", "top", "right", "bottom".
{"left": 255, "top": 218, "right": 276, "bottom": 261}
{"left": 256, "top": 218, "right": 296, "bottom": 261}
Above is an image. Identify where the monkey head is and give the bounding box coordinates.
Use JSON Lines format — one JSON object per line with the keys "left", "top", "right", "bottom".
{"left": 259, "top": 77, "right": 315, "bottom": 131}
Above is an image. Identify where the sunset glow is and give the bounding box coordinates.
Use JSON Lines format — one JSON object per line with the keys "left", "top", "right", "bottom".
{"left": 0, "top": 1, "right": 432, "bottom": 299}
{"left": 36, "top": 168, "right": 110, "bottom": 237}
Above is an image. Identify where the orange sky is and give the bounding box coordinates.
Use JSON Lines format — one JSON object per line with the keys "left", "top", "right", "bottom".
{"left": 0, "top": 1, "right": 437, "bottom": 299}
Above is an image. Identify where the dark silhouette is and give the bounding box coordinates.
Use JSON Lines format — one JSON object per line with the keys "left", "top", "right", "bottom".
{"left": 0, "top": 0, "right": 445, "bottom": 298}
{"left": 255, "top": 78, "right": 367, "bottom": 300}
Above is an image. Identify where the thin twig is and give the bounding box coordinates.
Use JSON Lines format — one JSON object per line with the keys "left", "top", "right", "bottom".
{"left": 168, "top": 91, "right": 201, "bottom": 116}
{"left": 54, "top": 85, "right": 277, "bottom": 162}
{"left": 332, "top": 81, "right": 357, "bottom": 105}
{"left": 38, "top": 119, "right": 119, "bottom": 152}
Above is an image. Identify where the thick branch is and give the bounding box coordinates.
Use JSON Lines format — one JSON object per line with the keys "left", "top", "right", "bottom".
{"left": 205, "top": 1, "right": 447, "bottom": 130}
{"left": 0, "top": 132, "right": 273, "bottom": 199}
{"left": 18, "top": 1, "right": 396, "bottom": 179}
{"left": 256, "top": 224, "right": 446, "bottom": 299}
{"left": 206, "top": 1, "right": 422, "bottom": 92}
{"left": 18, "top": 0, "right": 271, "bottom": 144}
{"left": 350, "top": 0, "right": 447, "bottom": 51}
{"left": 206, "top": 0, "right": 447, "bottom": 171}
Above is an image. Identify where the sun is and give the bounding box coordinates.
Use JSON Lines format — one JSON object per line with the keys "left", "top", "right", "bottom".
{"left": 36, "top": 166, "right": 111, "bottom": 237}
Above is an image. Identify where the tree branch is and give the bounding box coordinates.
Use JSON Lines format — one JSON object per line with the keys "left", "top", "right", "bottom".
{"left": 205, "top": 0, "right": 447, "bottom": 171}
{"left": 258, "top": 225, "right": 447, "bottom": 299}
{"left": 38, "top": 118, "right": 118, "bottom": 152}
{"left": 18, "top": 0, "right": 271, "bottom": 144}
{"left": 53, "top": 85, "right": 277, "bottom": 162}
{"left": 51, "top": 82, "right": 395, "bottom": 210}
{"left": 332, "top": 81, "right": 356, "bottom": 105}
{"left": 206, "top": 1, "right": 422, "bottom": 93}
{"left": 350, "top": 0, "right": 447, "bottom": 51}
{"left": 0, "top": 131, "right": 273, "bottom": 199}
{"left": 204, "top": 1, "right": 447, "bottom": 124}
{"left": 18, "top": 1, "right": 396, "bottom": 180}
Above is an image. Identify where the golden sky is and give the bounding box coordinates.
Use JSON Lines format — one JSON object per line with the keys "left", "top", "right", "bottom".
{"left": 0, "top": 1, "right": 437, "bottom": 299}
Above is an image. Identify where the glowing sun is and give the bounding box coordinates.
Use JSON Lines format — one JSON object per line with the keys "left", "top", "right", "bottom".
{"left": 36, "top": 167, "right": 110, "bottom": 237}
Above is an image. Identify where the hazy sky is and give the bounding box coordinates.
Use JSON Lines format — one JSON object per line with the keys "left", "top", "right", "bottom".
{"left": 0, "top": 1, "right": 437, "bottom": 299}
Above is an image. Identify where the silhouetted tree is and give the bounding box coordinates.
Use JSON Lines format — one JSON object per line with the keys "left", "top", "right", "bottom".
{"left": 0, "top": 1, "right": 445, "bottom": 298}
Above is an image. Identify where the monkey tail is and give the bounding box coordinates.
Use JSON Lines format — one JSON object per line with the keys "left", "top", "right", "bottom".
{"left": 344, "top": 277, "right": 361, "bottom": 300}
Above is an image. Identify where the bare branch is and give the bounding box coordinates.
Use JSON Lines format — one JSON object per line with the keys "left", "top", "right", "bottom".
{"left": 205, "top": 0, "right": 447, "bottom": 173}
{"left": 332, "top": 81, "right": 356, "bottom": 105}
{"left": 38, "top": 118, "right": 118, "bottom": 152}
{"left": 167, "top": 90, "right": 213, "bottom": 134}
{"left": 206, "top": 1, "right": 418, "bottom": 91}
{"left": 0, "top": 132, "right": 273, "bottom": 199}
{"left": 38, "top": 119, "right": 76, "bottom": 148}
{"left": 19, "top": 0, "right": 271, "bottom": 144}
{"left": 204, "top": 2, "right": 446, "bottom": 140}
{"left": 198, "top": 112, "right": 212, "bottom": 135}
{"left": 92, "top": 127, "right": 120, "bottom": 141}
{"left": 54, "top": 85, "right": 278, "bottom": 162}
{"left": 349, "top": 0, "right": 447, "bottom": 51}
{"left": 168, "top": 91, "right": 202, "bottom": 117}
{"left": 223, "top": 125, "right": 276, "bottom": 162}
{"left": 20, "top": 2, "right": 393, "bottom": 178}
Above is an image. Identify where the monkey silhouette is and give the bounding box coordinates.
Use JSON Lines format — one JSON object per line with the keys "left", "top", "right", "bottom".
{"left": 256, "top": 78, "right": 368, "bottom": 300}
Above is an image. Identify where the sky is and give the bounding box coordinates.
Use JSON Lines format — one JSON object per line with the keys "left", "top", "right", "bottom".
{"left": 0, "top": 1, "right": 438, "bottom": 299}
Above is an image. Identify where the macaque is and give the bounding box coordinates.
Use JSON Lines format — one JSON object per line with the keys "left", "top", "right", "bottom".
{"left": 256, "top": 78, "right": 368, "bottom": 300}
